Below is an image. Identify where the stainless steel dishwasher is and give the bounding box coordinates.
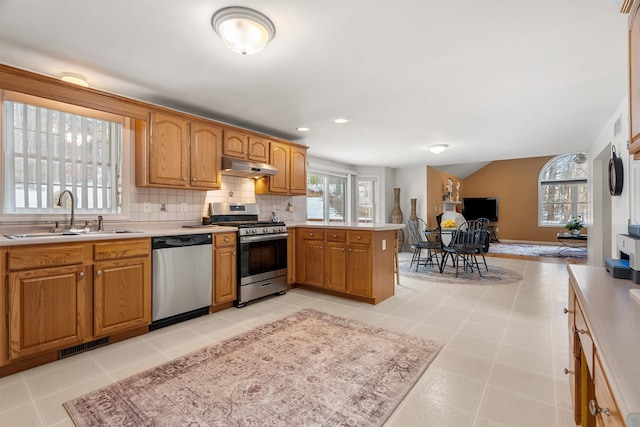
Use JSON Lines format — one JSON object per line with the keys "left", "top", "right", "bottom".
{"left": 151, "top": 233, "right": 212, "bottom": 330}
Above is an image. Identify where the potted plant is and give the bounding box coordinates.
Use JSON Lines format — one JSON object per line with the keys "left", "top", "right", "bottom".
{"left": 565, "top": 216, "right": 584, "bottom": 234}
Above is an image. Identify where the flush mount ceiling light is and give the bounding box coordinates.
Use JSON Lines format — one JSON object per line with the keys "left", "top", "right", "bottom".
{"left": 428, "top": 144, "right": 448, "bottom": 154}
{"left": 60, "top": 73, "right": 89, "bottom": 87}
{"left": 297, "top": 127, "right": 310, "bottom": 132}
{"left": 333, "top": 118, "right": 349, "bottom": 124}
{"left": 211, "top": 6, "right": 275, "bottom": 55}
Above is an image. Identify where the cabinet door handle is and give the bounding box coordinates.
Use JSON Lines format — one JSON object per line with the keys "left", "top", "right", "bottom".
{"left": 182, "top": 177, "right": 187, "bottom": 181}
{"left": 589, "top": 399, "right": 610, "bottom": 417}
{"left": 349, "top": 248, "right": 352, "bottom": 252}
{"left": 192, "top": 178, "right": 197, "bottom": 182}
{"left": 233, "top": 252, "right": 236, "bottom": 256}
{"left": 341, "top": 248, "right": 344, "bottom": 252}
{"left": 574, "top": 327, "right": 588, "bottom": 335}
{"left": 96, "top": 270, "right": 102, "bottom": 276}
{"left": 78, "top": 271, "right": 85, "bottom": 279}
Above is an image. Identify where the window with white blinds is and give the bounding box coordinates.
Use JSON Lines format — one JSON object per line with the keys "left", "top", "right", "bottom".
{"left": 2, "top": 91, "right": 123, "bottom": 215}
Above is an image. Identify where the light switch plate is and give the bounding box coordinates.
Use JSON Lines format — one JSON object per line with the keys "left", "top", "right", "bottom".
{"left": 143, "top": 202, "right": 151, "bottom": 213}
{"left": 180, "top": 202, "right": 187, "bottom": 212}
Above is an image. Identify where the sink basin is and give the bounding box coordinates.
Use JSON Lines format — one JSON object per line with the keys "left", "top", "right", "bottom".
{"left": 4, "top": 230, "right": 142, "bottom": 239}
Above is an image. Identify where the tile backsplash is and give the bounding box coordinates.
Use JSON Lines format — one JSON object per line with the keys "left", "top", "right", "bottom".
{"left": 128, "top": 176, "right": 307, "bottom": 223}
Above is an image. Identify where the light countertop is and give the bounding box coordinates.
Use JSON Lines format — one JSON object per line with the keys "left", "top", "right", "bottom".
{"left": 567, "top": 264, "right": 640, "bottom": 427}
{"left": 286, "top": 222, "right": 405, "bottom": 231}
{"left": 0, "top": 222, "right": 236, "bottom": 247}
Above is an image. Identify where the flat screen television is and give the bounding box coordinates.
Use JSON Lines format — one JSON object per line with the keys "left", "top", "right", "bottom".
{"left": 462, "top": 197, "right": 498, "bottom": 222}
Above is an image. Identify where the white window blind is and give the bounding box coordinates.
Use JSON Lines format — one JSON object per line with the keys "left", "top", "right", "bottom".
{"left": 2, "top": 91, "right": 123, "bottom": 215}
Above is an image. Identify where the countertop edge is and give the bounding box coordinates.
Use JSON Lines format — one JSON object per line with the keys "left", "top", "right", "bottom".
{"left": 567, "top": 264, "right": 640, "bottom": 426}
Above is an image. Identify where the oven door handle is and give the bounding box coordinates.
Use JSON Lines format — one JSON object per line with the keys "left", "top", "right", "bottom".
{"left": 240, "top": 233, "right": 289, "bottom": 243}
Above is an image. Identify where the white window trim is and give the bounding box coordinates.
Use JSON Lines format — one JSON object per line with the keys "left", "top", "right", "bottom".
{"left": 537, "top": 154, "right": 588, "bottom": 228}
{"left": 307, "top": 165, "right": 353, "bottom": 223}
{"left": 0, "top": 95, "right": 132, "bottom": 223}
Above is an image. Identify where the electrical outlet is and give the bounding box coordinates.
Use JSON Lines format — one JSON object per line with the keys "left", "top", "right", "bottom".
{"left": 143, "top": 202, "right": 151, "bottom": 213}
{"left": 180, "top": 202, "right": 187, "bottom": 213}
{"left": 160, "top": 203, "right": 167, "bottom": 212}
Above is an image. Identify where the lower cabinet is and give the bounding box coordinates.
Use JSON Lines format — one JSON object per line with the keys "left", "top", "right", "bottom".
{"left": 295, "top": 227, "right": 394, "bottom": 304}
{"left": 3, "top": 239, "right": 151, "bottom": 369}
{"left": 213, "top": 233, "right": 237, "bottom": 305}
{"left": 8, "top": 264, "right": 89, "bottom": 360}
{"left": 567, "top": 277, "right": 626, "bottom": 427}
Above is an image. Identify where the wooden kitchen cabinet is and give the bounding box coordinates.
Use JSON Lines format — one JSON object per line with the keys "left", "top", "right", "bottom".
{"left": 222, "top": 129, "right": 270, "bottom": 162}
{"left": 567, "top": 272, "right": 628, "bottom": 427}
{"left": 93, "top": 239, "right": 151, "bottom": 337}
{"left": 0, "top": 247, "right": 5, "bottom": 367}
{"left": 6, "top": 243, "right": 90, "bottom": 360}
{"left": 2, "top": 238, "right": 151, "bottom": 371}
{"left": 325, "top": 231, "right": 347, "bottom": 291}
{"left": 345, "top": 231, "right": 373, "bottom": 297}
{"left": 296, "top": 229, "right": 325, "bottom": 287}
{"left": 629, "top": 1, "right": 640, "bottom": 156}
{"left": 136, "top": 111, "right": 222, "bottom": 190}
{"left": 295, "top": 227, "right": 395, "bottom": 304}
{"left": 191, "top": 121, "right": 222, "bottom": 188}
{"left": 255, "top": 141, "right": 307, "bottom": 195}
{"left": 287, "top": 228, "right": 296, "bottom": 286}
{"left": 213, "top": 233, "right": 237, "bottom": 305}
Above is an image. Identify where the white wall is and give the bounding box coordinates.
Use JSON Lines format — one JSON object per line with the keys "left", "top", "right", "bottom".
{"left": 394, "top": 166, "right": 428, "bottom": 222}
{"left": 587, "top": 96, "right": 630, "bottom": 264}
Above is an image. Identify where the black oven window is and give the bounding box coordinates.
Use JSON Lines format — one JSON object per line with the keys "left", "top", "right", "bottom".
{"left": 242, "top": 239, "right": 287, "bottom": 277}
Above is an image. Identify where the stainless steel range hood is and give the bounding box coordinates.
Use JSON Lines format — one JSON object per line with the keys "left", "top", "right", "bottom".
{"left": 221, "top": 156, "right": 277, "bottom": 178}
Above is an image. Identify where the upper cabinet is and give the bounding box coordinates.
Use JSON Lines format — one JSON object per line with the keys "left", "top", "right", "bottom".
{"left": 136, "top": 111, "right": 222, "bottom": 190}
{"left": 629, "top": 1, "right": 640, "bottom": 156}
{"left": 222, "top": 129, "right": 270, "bottom": 163}
{"left": 256, "top": 141, "right": 307, "bottom": 195}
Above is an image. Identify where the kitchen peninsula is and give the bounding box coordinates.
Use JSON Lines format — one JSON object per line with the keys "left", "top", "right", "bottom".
{"left": 289, "top": 222, "right": 404, "bottom": 305}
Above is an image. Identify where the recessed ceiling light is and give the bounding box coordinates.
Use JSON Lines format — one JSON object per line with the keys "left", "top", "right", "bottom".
{"left": 428, "top": 144, "right": 448, "bottom": 154}
{"left": 60, "top": 73, "right": 89, "bottom": 87}
{"left": 333, "top": 118, "right": 349, "bottom": 124}
{"left": 297, "top": 127, "right": 310, "bottom": 132}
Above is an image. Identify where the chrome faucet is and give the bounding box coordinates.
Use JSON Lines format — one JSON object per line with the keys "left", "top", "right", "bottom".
{"left": 56, "top": 190, "right": 76, "bottom": 231}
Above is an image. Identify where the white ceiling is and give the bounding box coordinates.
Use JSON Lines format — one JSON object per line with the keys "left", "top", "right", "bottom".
{"left": 0, "top": 1, "right": 629, "bottom": 169}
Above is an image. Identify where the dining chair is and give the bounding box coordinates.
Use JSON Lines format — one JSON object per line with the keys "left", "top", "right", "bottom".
{"left": 439, "top": 219, "right": 484, "bottom": 277}
{"left": 475, "top": 217, "right": 491, "bottom": 271}
{"left": 406, "top": 218, "right": 440, "bottom": 271}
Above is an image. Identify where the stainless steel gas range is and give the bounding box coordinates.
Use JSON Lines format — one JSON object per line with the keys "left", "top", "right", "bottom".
{"left": 210, "top": 203, "right": 288, "bottom": 307}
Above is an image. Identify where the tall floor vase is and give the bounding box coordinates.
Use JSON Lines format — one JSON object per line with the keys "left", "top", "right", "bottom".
{"left": 390, "top": 188, "right": 404, "bottom": 251}
{"left": 408, "top": 198, "right": 418, "bottom": 246}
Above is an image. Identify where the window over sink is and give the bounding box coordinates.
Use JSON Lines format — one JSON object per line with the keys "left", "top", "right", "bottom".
{"left": 1, "top": 91, "right": 127, "bottom": 219}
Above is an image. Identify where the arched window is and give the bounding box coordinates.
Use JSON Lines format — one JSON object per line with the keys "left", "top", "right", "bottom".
{"left": 539, "top": 153, "right": 588, "bottom": 227}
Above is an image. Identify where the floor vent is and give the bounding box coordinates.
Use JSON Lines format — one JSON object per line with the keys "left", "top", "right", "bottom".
{"left": 59, "top": 337, "right": 110, "bottom": 359}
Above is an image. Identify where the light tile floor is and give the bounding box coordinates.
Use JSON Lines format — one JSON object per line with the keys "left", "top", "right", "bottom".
{"left": 0, "top": 253, "right": 577, "bottom": 427}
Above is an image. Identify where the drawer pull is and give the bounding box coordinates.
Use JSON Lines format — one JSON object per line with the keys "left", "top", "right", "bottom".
{"left": 224, "top": 237, "right": 229, "bottom": 243}
{"left": 333, "top": 234, "right": 337, "bottom": 238}
{"left": 357, "top": 235, "right": 361, "bottom": 240}
{"left": 563, "top": 368, "right": 574, "bottom": 375}
{"left": 589, "top": 400, "right": 610, "bottom": 417}
{"left": 310, "top": 232, "right": 314, "bottom": 237}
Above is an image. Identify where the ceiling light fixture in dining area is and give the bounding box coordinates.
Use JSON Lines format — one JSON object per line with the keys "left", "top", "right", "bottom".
{"left": 211, "top": 6, "right": 275, "bottom": 55}
{"left": 60, "top": 73, "right": 89, "bottom": 87}
{"left": 428, "top": 144, "right": 449, "bottom": 154}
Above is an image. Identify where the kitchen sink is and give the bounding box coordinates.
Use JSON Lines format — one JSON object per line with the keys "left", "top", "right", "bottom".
{"left": 4, "top": 230, "right": 142, "bottom": 239}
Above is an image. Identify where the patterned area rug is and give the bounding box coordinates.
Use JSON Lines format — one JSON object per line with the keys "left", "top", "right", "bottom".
{"left": 487, "top": 243, "right": 586, "bottom": 259}
{"left": 64, "top": 308, "right": 442, "bottom": 426}
{"left": 399, "top": 259, "right": 523, "bottom": 284}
